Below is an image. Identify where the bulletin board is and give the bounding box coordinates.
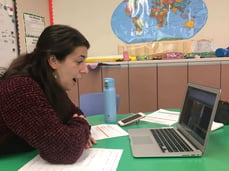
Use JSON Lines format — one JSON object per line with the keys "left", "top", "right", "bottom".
{"left": 0, "top": 0, "right": 18, "bottom": 67}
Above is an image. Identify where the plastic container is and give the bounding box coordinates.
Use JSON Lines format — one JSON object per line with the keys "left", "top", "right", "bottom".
{"left": 103, "top": 78, "right": 117, "bottom": 123}
{"left": 123, "top": 50, "right": 129, "bottom": 61}
{"left": 215, "top": 47, "right": 229, "bottom": 57}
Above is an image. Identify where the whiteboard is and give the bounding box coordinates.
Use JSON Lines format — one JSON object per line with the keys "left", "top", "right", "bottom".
{"left": 0, "top": 0, "right": 18, "bottom": 67}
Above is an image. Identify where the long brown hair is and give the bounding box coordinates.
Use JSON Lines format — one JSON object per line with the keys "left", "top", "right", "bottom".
{"left": 0, "top": 25, "right": 90, "bottom": 122}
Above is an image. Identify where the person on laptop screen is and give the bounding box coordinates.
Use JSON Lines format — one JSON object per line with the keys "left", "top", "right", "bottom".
{"left": 0, "top": 25, "right": 96, "bottom": 164}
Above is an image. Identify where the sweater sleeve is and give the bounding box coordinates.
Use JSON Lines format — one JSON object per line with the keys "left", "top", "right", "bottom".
{"left": 1, "top": 77, "right": 90, "bottom": 164}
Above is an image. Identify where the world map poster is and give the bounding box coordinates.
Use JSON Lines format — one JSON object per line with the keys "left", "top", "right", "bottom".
{"left": 111, "top": 0, "right": 208, "bottom": 43}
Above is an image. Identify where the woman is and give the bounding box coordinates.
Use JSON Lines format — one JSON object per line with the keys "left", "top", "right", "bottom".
{"left": 0, "top": 25, "right": 96, "bottom": 164}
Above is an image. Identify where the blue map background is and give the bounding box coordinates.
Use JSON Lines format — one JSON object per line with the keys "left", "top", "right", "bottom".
{"left": 111, "top": 0, "right": 208, "bottom": 44}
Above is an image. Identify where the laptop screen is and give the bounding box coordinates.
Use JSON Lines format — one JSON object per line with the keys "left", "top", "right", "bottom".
{"left": 179, "top": 85, "right": 218, "bottom": 146}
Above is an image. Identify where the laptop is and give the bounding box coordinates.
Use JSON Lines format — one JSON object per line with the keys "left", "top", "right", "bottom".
{"left": 128, "top": 83, "right": 221, "bottom": 157}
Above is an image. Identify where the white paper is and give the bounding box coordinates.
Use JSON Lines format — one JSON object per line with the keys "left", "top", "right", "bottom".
{"left": 18, "top": 148, "right": 123, "bottom": 171}
{"left": 211, "top": 121, "right": 224, "bottom": 131}
{"left": 141, "top": 109, "right": 224, "bottom": 131}
{"left": 91, "top": 124, "right": 128, "bottom": 140}
{"left": 25, "top": 36, "right": 38, "bottom": 53}
{"left": 141, "top": 109, "right": 180, "bottom": 126}
{"left": 23, "top": 13, "right": 45, "bottom": 53}
{"left": 23, "top": 13, "right": 45, "bottom": 37}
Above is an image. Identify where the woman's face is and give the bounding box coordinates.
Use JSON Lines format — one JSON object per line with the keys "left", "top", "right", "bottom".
{"left": 50, "top": 46, "right": 89, "bottom": 91}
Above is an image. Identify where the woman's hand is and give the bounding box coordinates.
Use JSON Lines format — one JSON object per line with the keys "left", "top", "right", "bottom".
{"left": 72, "top": 114, "right": 97, "bottom": 148}
{"left": 85, "top": 135, "right": 97, "bottom": 149}
{"left": 72, "top": 114, "right": 89, "bottom": 124}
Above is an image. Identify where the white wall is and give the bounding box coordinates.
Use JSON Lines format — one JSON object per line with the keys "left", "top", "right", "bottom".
{"left": 194, "top": 0, "right": 229, "bottom": 50}
{"left": 53, "top": 0, "right": 229, "bottom": 57}
{"left": 53, "top": 0, "right": 122, "bottom": 57}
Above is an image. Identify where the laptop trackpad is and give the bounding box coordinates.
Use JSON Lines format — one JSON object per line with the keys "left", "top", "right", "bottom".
{"left": 132, "top": 136, "right": 153, "bottom": 145}
{"left": 130, "top": 136, "right": 162, "bottom": 157}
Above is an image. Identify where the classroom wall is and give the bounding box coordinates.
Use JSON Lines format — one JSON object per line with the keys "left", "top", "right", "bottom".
{"left": 53, "top": 0, "right": 229, "bottom": 57}
{"left": 16, "top": 0, "right": 50, "bottom": 54}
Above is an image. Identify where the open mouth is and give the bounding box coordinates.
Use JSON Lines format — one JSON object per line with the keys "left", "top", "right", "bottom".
{"left": 72, "top": 78, "right": 77, "bottom": 85}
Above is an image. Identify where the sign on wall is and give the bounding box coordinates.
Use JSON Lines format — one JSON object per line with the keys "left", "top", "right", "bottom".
{"left": 23, "top": 13, "right": 45, "bottom": 53}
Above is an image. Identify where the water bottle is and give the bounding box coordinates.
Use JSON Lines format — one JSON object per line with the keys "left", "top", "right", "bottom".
{"left": 103, "top": 78, "right": 117, "bottom": 123}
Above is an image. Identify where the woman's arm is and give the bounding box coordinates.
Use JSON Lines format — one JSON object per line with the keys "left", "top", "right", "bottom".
{"left": 1, "top": 77, "right": 90, "bottom": 164}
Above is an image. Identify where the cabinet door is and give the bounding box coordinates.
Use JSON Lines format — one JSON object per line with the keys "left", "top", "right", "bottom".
{"left": 102, "top": 64, "right": 129, "bottom": 114}
{"left": 78, "top": 67, "right": 103, "bottom": 95}
{"left": 69, "top": 67, "right": 102, "bottom": 107}
{"left": 188, "top": 61, "right": 221, "bottom": 88}
{"left": 221, "top": 61, "right": 229, "bottom": 99}
{"left": 129, "top": 63, "right": 157, "bottom": 113}
{"left": 158, "top": 62, "right": 187, "bottom": 109}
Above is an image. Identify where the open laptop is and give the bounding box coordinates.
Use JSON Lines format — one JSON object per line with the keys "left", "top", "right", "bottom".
{"left": 128, "top": 83, "right": 221, "bottom": 157}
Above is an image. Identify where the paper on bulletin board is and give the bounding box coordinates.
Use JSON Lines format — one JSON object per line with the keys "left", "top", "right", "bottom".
{"left": 23, "top": 13, "right": 45, "bottom": 53}
{"left": 25, "top": 36, "right": 38, "bottom": 53}
{"left": 0, "top": 0, "right": 18, "bottom": 67}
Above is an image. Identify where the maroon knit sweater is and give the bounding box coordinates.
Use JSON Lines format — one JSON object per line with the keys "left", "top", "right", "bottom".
{"left": 0, "top": 76, "right": 90, "bottom": 164}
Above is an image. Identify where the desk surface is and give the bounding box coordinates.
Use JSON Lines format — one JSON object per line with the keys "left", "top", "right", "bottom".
{"left": 1, "top": 113, "right": 229, "bottom": 171}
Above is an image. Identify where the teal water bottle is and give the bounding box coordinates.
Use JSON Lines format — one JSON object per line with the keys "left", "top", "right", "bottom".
{"left": 104, "top": 78, "right": 117, "bottom": 123}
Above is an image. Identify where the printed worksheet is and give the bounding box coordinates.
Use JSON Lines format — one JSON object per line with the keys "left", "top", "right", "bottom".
{"left": 18, "top": 148, "right": 123, "bottom": 171}
{"left": 91, "top": 124, "right": 128, "bottom": 140}
{"left": 141, "top": 109, "right": 180, "bottom": 126}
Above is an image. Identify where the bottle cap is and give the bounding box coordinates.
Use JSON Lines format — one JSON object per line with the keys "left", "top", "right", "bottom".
{"left": 104, "top": 78, "right": 115, "bottom": 89}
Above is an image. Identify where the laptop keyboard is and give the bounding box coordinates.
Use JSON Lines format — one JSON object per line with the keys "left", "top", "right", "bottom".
{"left": 151, "top": 128, "right": 193, "bottom": 153}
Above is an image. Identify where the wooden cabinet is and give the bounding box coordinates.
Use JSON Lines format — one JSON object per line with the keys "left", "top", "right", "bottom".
{"left": 129, "top": 63, "right": 157, "bottom": 113}
{"left": 78, "top": 67, "right": 103, "bottom": 94}
{"left": 68, "top": 69, "right": 102, "bottom": 107}
{"left": 221, "top": 61, "right": 229, "bottom": 99}
{"left": 101, "top": 64, "right": 129, "bottom": 114}
{"left": 157, "top": 62, "right": 188, "bottom": 109}
{"left": 188, "top": 61, "right": 221, "bottom": 88}
{"left": 72, "top": 67, "right": 103, "bottom": 107}
{"left": 67, "top": 59, "right": 229, "bottom": 114}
